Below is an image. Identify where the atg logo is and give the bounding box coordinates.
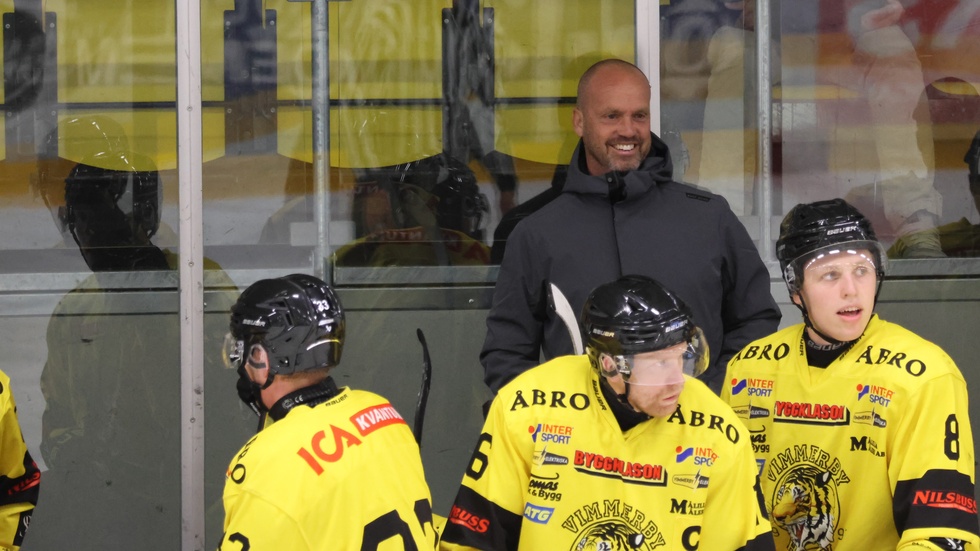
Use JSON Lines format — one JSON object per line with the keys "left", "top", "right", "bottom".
{"left": 675, "top": 446, "right": 717, "bottom": 467}
{"left": 523, "top": 503, "right": 555, "bottom": 524}
{"left": 731, "top": 378, "right": 774, "bottom": 397}
{"left": 856, "top": 384, "right": 894, "bottom": 407}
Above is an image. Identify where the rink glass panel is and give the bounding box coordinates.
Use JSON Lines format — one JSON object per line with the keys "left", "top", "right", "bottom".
{"left": 0, "top": 1, "right": 977, "bottom": 550}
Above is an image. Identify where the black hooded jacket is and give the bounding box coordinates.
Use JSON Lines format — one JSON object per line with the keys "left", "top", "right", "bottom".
{"left": 481, "top": 133, "right": 781, "bottom": 393}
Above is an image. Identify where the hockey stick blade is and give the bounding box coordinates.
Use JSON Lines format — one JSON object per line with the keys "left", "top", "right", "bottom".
{"left": 548, "top": 282, "right": 584, "bottom": 355}
{"left": 413, "top": 328, "right": 433, "bottom": 448}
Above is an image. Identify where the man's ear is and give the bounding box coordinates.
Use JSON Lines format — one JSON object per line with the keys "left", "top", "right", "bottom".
{"left": 599, "top": 354, "right": 617, "bottom": 374}
{"left": 246, "top": 346, "right": 271, "bottom": 386}
{"left": 598, "top": 355, "right": 626, "bottom": 392}
{"left": 791, "top": 292, "right": 802, "bottom": 307}
{"left": 572, "top": 108, "right": 584, "bottom": 138}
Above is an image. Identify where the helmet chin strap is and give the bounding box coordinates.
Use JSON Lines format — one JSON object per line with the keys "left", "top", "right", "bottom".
{"left": 236, "top": 357, "right": 277, "bottom": 419}
{"left": 794, "top": 294, "right": 846, "bottom": 346}
{"left": 236, "top": 364, "right": 266, "bottom": 416}
{"left": 618, "top": 382, "right": 634, "bottom": 410}
{"left": 597, "top": 364, "right": 638, "bottom": 411}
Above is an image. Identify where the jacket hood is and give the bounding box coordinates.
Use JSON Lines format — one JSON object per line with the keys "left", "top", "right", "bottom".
{"left": 564, "top": 132, "right": 674, "bottom": 199}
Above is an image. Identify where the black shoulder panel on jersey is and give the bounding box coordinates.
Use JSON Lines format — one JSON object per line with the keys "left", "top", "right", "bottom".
{"left": 741, "top": 530, "right": 778, "bottom": 551}
{"left": 442, "top": 484, "right": 522, "bottom": 551}
{"left": 0, "top": 450, "right": 40, "bottom": 508}
{"left": 893, "top": 469, "right": 979, "bottom": 537}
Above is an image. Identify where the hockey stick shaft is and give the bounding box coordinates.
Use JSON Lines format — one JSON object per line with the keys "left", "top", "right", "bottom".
{"left": 548, "top": 282, "right": 584, "bottom": 355}
{"left": 414, "top": 328, "right": 432, "bottom": 448}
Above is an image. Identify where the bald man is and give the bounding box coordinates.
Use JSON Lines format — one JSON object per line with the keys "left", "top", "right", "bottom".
{"left": 481, "top": 59, "right": 780, "bottom": 395}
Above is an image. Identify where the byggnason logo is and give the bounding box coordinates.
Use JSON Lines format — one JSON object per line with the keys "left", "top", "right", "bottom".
{"left": 529, "top": 423, "right": 573, "bottom": 445}
{"left": 675, "top": 446, "right": 717, "bottom": 467}
{"left": 524, "top": 503, "right": 555, "bottom": 524}
{"left": 731, "top": 377, "right": 774, "bottom": 398}
{"left": 856, "top": 383, "right": 894, "bottom": 407}
{"left": 573, "top": 451, "right": 666, "bottom": 486}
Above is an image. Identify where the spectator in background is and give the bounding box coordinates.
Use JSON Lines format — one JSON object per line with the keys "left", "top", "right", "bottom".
{"left": 889, "top": 128, "right": 980, "bottom": 257}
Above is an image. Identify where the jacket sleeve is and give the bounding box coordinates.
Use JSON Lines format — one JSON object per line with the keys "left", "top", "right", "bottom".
{"left": 717, "top": 210, "right": 781, "bottom": 373}
{"left": 440, "top": 396, "right": 526, "bottom": 551}
{"left": 892, "top": 368, "right": 980, "bottom": 550}
{"left": 0, "top": 380, "right": 40, "bottom": 551}
{"left": 480, "top": 224, "right": 546, "bottom": 393}
{"left": 699, "top": 419, "right": 775, "bottom": 551}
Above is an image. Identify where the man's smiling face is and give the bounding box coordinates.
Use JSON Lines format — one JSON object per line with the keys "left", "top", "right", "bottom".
{"left": 573, "top": 63, "right": 652, "bottom": 175}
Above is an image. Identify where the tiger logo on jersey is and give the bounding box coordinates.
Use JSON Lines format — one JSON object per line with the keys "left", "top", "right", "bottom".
{"left": 570, "top": 520, "right": 663, "bottom": 551}
{"left": 771, "top": 466, "right": 838, "bottom": 550}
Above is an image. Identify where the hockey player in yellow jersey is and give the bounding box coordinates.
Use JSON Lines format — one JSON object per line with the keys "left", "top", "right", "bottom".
{"left": 0, "top": 369, "right": 40, "bottom": 551}
{"left": 219, "top": 274, "right": 438, "bottom": 550}
{"left": 723, "top": 198, "right": 980, "bottom": 551}
{"left": 441, "top": 275, "right": 775, "bottom": 551}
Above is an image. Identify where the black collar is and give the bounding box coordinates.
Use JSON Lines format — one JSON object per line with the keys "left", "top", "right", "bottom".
{"left": 599, "top": 378, "right": 649, "bottom": 431}
{"left": 268, "top": 377, "right": 340, "bottom": 421}
{"left": 804, "top": 336, "right": 854, "bottom": 369}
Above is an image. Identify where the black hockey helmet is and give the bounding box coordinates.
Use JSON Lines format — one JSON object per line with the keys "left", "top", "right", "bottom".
{"left": 581, "top": 275, "right": 708, "bottom": 384}
{"left": 967, "top": 129, "right": 980, "bottom": 189}
{"left": 225, "top": 273, "right": 345, "bottom": 377}
{"left": 431, "top": 160, "right": 489, "bottom": 237}
{"left": 353, "top": 152, "right": 488, "bottom": 238}
{"left": 63, "top": 151, "right": 162, "bottom": 242}
{"left": 776, "top": 198, "right": 886, "bottom": 294}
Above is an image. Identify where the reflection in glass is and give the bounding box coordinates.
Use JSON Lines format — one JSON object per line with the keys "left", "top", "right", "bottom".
{"left": 661, "top": 0, "right": 980, "bottom": 259}
{"left": 335, "top": 153, "right": 490, "bottom": 267}
{"left": 27, "top": 119, "right": 251, "bottom": 550}
{"left": 786, "top": 0, "right": 980, "bottom": 258}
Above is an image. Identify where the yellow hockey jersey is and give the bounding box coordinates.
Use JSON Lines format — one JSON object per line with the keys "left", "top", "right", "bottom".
{"left": 722, "top": 315, "right": 980, "bottom": 550}
{"left": 441, "top": 355, "right": 774, "bottom": 551}
{"left": 0, "top": 369, "right": 39, "bottom": 551}
{"left": 219, "top": 387, "right": 438, "bottom": 550}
